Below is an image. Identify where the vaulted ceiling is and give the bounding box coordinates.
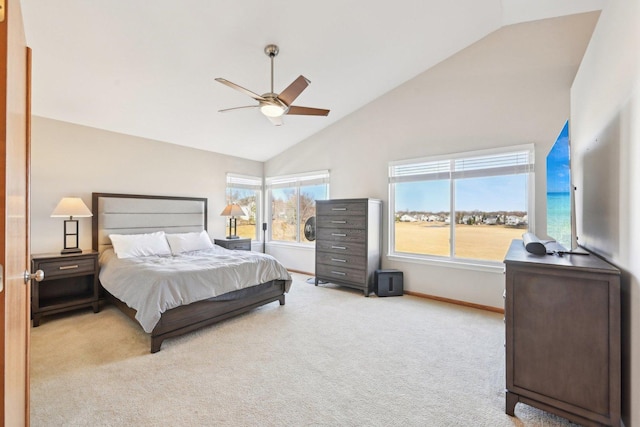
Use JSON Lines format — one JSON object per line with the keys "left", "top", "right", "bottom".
{"left": 21, "top": 0, "right": 604, "bottom": 161}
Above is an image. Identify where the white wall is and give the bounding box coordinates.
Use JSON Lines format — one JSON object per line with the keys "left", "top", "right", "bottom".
{"left": 571, "top": 0, "right": 639, "bottom": 424}
{"left": 30, "top": 117, "right": 263, "bottom": 254}
{"left": 265, "top": 13, "right": 598, "bottom": 309}
{"left": 501, "top": 0, "right": 605, "bottom": 25}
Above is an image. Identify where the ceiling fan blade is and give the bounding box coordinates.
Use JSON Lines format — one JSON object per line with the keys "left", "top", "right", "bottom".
{"left": 278, "top": 75, "right": 310, "bottom": 106}
{"left": 267, "top": 116, "right": 283, "bottom": 126}
{"left": 218, "top": 105, "right": 259, "bottom": 113}
{"left": 215, "top": 78, "right": 267, "bottom": 101}
{"left": 287, "top": 105, "right": 330, "bottom": 116}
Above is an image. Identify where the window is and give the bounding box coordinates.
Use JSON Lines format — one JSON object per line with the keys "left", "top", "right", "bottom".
{"left": 389, "top": 145, "right": 534, "bottom": 264}
{"left": 225, "top": 174, "right": 262, "bottom": 240}
{"left": 266, "top": 171, "right": 330, "bottom": 243}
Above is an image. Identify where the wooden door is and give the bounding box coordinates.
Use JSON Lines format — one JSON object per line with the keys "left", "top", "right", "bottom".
{"left": 1, "top": 0, "right": 30, "bottom": 425}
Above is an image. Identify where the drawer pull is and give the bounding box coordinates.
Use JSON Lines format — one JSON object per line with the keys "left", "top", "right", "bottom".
{"left": 331, "top": 220, "right": 347, "bottom": 224}
{"left": 59, "top": 265, "right": 79, "bottom": 270}
{"left": 331, "top": 233, "right": 347, "bottom": 237}
{"left": 331, "top": 258, "right": 347, "bottom": 263}
{"left": 331, "top": 271, "right": 346, "bottom": 276}
{"left": 331, "top": 208, "right": 347, "bottom": 211}
{"left": 331, "top": 245, "right": 347, "bottom": 250}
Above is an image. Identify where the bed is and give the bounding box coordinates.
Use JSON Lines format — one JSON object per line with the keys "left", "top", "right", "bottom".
{"left": 92, "top": 192, "right": 291, "bottom": 353}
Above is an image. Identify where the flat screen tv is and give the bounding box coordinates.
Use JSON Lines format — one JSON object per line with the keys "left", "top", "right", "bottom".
{"left": 546, "top": 121, "right": 575, "bottom": 250}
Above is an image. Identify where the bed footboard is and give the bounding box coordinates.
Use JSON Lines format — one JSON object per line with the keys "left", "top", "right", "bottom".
{"left": 150, "top": 285, "right": 285, "bottom": 353}
{"left": 104, "top": 280, "right": 286, "bottom": 353}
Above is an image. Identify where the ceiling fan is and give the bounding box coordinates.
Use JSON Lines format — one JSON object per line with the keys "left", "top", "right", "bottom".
{"left": 216, "top": 44, "right": 330, "bottom": 126}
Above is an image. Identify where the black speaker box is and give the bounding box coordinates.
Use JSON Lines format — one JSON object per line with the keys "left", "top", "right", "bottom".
{"left": 374, "top": 269, "right": 403, "bottom": 297}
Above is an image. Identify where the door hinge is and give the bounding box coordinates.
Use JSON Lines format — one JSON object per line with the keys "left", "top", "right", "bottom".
{"left": 0, "top": 264, "right": 3, "bottom": 292}
{"left": 0, "top": 0, "right": 4, "bottom": 23}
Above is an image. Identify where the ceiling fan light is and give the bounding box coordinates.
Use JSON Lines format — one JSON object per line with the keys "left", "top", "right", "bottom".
{"left": 260, "top": 104, "right": 285, "bottom": 117}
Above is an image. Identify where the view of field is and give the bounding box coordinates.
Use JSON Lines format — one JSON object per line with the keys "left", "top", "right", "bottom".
{"left": 395, "top": 220, "right": 525, "bottom": 261}
{"left": 269, "top": 219, "right": 314, "bottom": 243}
{"left": 234, "top": 223, "right": 256, "bottom": 240}
{"left": 256, "top": 217, "right": 524, "bottom": 262}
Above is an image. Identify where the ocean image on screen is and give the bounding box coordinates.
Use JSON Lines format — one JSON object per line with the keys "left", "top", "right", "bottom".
{"left": 547, "top": 191, "right": 571, "bottom": 246}
{"left": 547, "top": 121, "right": 572, "bottom": 247}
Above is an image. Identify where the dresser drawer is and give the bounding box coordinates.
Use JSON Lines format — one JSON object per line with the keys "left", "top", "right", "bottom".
{"left": 316, "top": 228, "right": 366, "bottom": 243}
{"left": 316, "top": 252, "right": 366, "bottom": 270}
{"left": 316, "top": 240, "right": 365, "bottom": 255}
{"left": 317, "top": 201, "right": 366, "bottom": 217}
{"left": 316, "top": 215, "right": 366, "bottom": 229}
{"left": 38, "top": 257, "right": 96, "bottom": 280}
{"left": 316, "top": 264, "right": 366, "bottom": 286}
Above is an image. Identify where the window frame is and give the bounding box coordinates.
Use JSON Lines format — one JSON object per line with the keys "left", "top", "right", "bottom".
{"left": 225, "top": 173, "right": 263, "bottom": 241}
{"left": 266, "top": 170, "right": 330, "bottom": 245}
{"left": 388, "top": 144, "right": 535, "bottom": 270}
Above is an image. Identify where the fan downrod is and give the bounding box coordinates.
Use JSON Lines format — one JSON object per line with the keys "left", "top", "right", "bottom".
{"left": 264, "top": 44, "right": 279, "bottom": 58}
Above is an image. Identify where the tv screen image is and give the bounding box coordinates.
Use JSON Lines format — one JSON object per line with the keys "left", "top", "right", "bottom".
{"left": 546, "top": 121, "right": 574, "bottom": 249}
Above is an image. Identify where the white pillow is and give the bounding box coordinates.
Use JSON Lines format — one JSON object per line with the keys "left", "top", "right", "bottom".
{"left": 165, "top": 230, "right": 213, "bottom": 255}
{"left": 109, "top": 231, "right": 172, "bottom": 259}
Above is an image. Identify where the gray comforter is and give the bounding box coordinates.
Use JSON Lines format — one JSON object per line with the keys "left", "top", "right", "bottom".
{"left": 99, "top": 246, "right": 292, "bottom": 332}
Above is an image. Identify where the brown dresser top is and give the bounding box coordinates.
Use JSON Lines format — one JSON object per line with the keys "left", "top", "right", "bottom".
{"left": 504, "top": 239, "right": 620, "bottom": 275}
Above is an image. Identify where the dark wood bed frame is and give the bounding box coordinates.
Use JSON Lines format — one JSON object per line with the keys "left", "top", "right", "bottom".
{"left": 92, "top": 192, "right": 286, "bottom": 353}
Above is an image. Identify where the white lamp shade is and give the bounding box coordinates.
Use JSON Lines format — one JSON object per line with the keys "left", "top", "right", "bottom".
{"left": 220, "top": 203, "right": 246, "bottom": 217}
{"left": 50, "top": 197, "right": 93, "bottom": 218}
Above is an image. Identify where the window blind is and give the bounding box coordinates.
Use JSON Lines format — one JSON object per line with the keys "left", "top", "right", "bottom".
{"left": 389, "top": 148, "right": 533, "bottom": 183}
{"left": 266, "top": 170, "right": 330, "bottom": 189}
{"left": 226, "top": 174, "right": 262, "bottom": 190}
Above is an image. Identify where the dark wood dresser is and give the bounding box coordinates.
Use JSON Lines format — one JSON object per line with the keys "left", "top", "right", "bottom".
{"left": 315, "top": 198, "right": 381, "bottom": 296}
{"left": 504, "top": 239, "right": 620, "bottom": 426}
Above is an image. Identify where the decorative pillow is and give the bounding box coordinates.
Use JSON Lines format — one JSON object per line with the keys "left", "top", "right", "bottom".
{"left": 109, "top": 231, "right": 172, "bottom": 259}
{"left": 165, "top": 230, "right": 213, "bottom": 255}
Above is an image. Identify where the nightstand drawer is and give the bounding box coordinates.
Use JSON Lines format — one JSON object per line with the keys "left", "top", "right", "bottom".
{"left": 214, "top": 238, "right": 251, "bottom": 251}
{"left": 39, "top": 257, "right": 96, "bottom": 280}
{"left": 225, "top": 241, "right": 251, "bottom": 250}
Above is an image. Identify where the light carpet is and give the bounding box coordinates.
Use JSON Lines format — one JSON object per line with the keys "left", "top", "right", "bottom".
{"left": 30, "top": 273, "right": 578, "bottom": 426}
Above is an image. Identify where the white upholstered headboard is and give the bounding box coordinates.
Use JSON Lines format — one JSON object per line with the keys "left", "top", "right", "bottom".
{"left": 92, "top": 193, "right": 208, "bottom": 254}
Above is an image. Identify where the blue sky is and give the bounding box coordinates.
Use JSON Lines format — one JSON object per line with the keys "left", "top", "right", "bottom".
{"left": 395, "top": 174, "right": 528, "bottom": 212}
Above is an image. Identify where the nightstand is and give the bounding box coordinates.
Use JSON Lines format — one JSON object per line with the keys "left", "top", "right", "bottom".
{"left": 31, "top": 251, "right": 100, "bottom": 327}
{"left": 214, "top": 238, "right": 252, "bottom": 251}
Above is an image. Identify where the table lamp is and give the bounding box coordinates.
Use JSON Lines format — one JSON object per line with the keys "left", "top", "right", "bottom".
{"left": 50, "top": 197, "right": 93, "bottom": 254}
{"left": 220, "top": 203, "right": 245, "bottom": 239}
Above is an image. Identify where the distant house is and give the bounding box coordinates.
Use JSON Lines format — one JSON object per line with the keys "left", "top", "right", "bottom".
{"left": 399, "top": 214, "right": 418, "bottom": 222}
{"left": 461, "top": 214, "right": 483, "bottom": 225}
{"left": 505, "top": 215, "right": 527, "bottom": 226}
{"left": 484, "top": 216, "right": 498, "bottom": 225}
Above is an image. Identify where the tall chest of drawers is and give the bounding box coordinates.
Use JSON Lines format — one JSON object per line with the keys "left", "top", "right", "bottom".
{"left": 315, "top": 198, "right": 382, "bottom": 296}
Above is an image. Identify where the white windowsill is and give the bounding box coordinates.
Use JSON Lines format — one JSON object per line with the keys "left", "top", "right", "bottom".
{"left": 387, "top": 253, "right": 505, "bottom": 274}
{"left": 266, "top": 241, "right": 315, "bottom": 250}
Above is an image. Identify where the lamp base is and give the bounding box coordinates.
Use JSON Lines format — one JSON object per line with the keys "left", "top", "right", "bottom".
{"left": 225, "top": 235, "right": 240, "bottom": 239}
{"left": 61, "top": 248, "right": 82, "bottom": 254}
